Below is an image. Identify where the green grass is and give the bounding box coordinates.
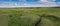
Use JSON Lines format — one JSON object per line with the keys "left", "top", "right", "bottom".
{"left": 0, "top": 8, "right": 60, "bottom": 26}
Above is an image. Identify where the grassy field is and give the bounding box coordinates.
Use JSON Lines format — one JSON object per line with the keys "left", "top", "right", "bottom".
{"left": 0, "top": 8, "right": 60, "bottom": 26}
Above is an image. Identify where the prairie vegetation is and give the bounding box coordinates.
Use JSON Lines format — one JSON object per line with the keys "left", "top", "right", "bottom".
{"left": 0, "top": 8, "right": 60, "bottom": 26}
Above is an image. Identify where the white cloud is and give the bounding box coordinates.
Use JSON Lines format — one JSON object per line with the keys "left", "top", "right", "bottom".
{"left": 0, "top": 1, "right": 60, "bottom": 8}
{"left": 40, "top": 0, "right": 48, "bottom": 2}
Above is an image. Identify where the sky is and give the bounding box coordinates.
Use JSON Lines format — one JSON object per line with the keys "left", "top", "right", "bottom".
{"left": 55, "top": 0, "right": 60, "bottom": 2}
{"left": 0, "top": 0, "right": 19, "bottom": 2}
{"left": 0, "top": 0, "right": 60, "bottom": 2}
{"left": 0, "top": 0, "right": 60, "bottom": 7}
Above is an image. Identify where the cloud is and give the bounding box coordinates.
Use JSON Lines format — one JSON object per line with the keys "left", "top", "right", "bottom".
{"left": 0, "top": 0, "right": 60, "bottom": 8}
